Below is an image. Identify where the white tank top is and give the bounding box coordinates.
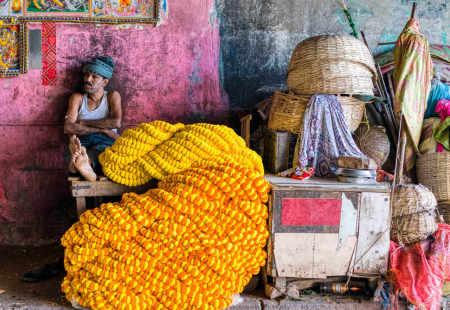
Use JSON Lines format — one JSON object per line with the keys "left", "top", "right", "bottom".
{"left": 78, "top": 91, "right": 117, "bottom": 132}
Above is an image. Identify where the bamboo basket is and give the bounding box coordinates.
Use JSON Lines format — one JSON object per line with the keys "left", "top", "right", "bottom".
{"left": 287, "top": 35, "right": 376, "bottom": 95}
{"left": 417, "top": 152, "right": 450, "bottom": 202}
{"left": 391, "top": 184, "right": 438, "bottom": 244}
{"left": 267, "top": 91, "right": 365, "bottom": 134}
{"left": 354, "top": 125, "right": 390, "bottom": 168}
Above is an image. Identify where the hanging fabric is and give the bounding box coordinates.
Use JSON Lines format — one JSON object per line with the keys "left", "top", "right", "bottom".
{"left": 393, "top": 17, "right": 433, "bottom": 172}
{"left": 293, "top": 94, "right": 365, "bottom": 178}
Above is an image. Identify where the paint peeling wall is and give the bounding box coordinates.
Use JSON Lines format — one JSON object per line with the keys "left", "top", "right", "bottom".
{"left": 1, "top": 0, "right": 449, "bottom": 245}
{"left": 217, "top": 0, "right": 450, "bottom": 108}
{"left": 0, "top": 0, "right": 226, "bottom": 245}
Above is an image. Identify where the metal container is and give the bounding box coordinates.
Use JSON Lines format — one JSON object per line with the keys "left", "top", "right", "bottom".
{"left": 263, "top": 129, "right": 297, "bottom": 173}
{"left": 335, "top": 168, "right": 376, "bottom": 178}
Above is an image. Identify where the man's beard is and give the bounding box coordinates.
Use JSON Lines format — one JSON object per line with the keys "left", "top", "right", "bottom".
{"left": 84, "top": 83, "right": 98, "bottom": 94}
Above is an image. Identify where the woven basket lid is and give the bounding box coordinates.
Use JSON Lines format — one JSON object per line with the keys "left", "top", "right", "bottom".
{"left": 288, "top": 35, "right": 376, "bottom": 74}
{"left": 287, "top": 35, "right": 376, "bottom": 95}
{"left": 392, "top": 184, "right": 437, "bottom": 218}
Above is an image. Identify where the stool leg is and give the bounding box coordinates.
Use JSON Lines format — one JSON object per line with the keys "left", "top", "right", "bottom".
{"left": 76, "top": 197, "right": 87, "bottom": 218}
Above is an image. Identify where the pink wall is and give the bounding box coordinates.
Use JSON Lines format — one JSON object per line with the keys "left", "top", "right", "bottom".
{"left": 0, "top": 0, "right": 227, "bottom": 245}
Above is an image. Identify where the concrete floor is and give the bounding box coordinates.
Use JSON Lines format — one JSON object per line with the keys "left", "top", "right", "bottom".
{"left": 0, "top": 244, "right": 405, "bottom": 310}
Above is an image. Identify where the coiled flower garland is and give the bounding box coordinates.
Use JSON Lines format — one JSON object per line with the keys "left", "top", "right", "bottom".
{"left": 98, "top": 121, "right": 263, "bottom": 186}
{"left": 61, "top": 160, "right": 270, "bottom": 310}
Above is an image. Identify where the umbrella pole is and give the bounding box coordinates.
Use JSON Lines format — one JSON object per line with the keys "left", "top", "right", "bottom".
{"left": 393, "top": 1, "right": 418, "bottom": 186}
{"left": 411, "top": 2, "right": 416, "bottom": 19}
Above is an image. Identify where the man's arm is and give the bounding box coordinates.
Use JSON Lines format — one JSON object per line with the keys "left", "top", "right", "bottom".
{"left": 64, "top": 93, "right": 106, "bottom": 136}
{"left": 78, "top": 91, "right": 122, "bottom": 129}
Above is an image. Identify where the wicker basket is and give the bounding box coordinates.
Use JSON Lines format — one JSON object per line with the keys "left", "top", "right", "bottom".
{"left": 287, "top": 35, "right": 376, "bottom": 95}
{"left": 267, "top": 91, "right": 365, "bottom": 134}
{"left": 417, "top": 152, "right": 450, "bottom": 202}
{"left": 354, "top": 125, "right": 390, "bottom": 168}
{"left": 391, "top": 184, "right": 438, "bottom": 244}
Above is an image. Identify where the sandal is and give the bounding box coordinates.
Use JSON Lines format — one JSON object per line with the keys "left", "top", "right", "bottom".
{"left": 21, "top": 259, "right": 64, "bottom": 283}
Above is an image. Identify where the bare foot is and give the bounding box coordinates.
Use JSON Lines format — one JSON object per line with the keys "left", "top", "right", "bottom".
{"left": 68, "top": 135, "right": 80, "bottom": 174}
{"left": 73, "top": 147, "right": 97, "bottom": 182}
{"left": 68, "top": 135, "right": 78, "bottom": 155}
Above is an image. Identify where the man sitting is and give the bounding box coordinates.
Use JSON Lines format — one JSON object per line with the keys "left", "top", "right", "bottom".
{"left": 21, "top": 56, "right": 121, "bottom": 283}
{"left": 65, "top": 56, "right": 122, "bottom": 181}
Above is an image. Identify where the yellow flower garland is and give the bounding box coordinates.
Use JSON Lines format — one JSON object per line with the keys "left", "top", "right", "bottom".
{"left": 61, "top": 160, "right": 269, "bottom": 310}
{"left": 99, "top": 121, "right": 263, "bottom": 186}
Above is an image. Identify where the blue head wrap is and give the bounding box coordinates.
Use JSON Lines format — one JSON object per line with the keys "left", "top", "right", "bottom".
{"left": 82, "top": 56, "right": 115, "bottom": 79}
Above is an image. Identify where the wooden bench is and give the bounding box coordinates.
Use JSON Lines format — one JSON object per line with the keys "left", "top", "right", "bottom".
{"left": 68, "top": 176, "right": 155, "bottom": 217}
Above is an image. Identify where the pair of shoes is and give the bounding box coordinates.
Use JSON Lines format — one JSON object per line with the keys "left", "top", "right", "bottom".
{"left": 21, "top": 259, "right": 64, "bottom": 283}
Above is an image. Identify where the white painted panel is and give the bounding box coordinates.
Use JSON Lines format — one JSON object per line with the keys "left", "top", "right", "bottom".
{"left": 274, "top": 233, "right": 356, "bottom": 278}
{"left": 353, "top": 192, "right": 390, "bottom": 275}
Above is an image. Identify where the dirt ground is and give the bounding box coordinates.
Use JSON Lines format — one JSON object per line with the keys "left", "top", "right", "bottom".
{"left": 0, "top": 243, "right": 71, "bottom": 309}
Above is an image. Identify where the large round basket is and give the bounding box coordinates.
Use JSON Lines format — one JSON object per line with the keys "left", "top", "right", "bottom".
{"left": 417, "top": 152, "right": 450, "bottom": 202}
{"left": 391, "top": 184, "right": 438, "bottom": 244}
{"left": 287, "top": 35, "right": 376, "bottom": 95}
{"left": 267, "top": 91, "right": 365, "bottom": 134}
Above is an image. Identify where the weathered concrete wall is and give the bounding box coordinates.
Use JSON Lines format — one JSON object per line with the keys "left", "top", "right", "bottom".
{"left": 217, "top": 0, "right": 450, "bottom": 108}
{"left": 0, "top": 0, "right": 225, "bottom": 245}
{"left": 0, "top": 0, "right": 449, "bottom": 245}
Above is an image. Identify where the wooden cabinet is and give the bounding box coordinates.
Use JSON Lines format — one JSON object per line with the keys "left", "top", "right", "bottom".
{"left": 265, "top": 175, "right": 391, "bottom": 279}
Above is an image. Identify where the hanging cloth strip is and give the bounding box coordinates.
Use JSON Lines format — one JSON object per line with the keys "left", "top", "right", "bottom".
{"left": 42, "top": 22, "right": 57, "bottom": 86}
{"left": 293, "top": 94, "right": 366, "bottom": 178}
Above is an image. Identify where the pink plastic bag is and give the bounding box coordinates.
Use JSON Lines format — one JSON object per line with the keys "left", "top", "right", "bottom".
{"left": 390, "top": 224, "right": 450, "bottom": 310}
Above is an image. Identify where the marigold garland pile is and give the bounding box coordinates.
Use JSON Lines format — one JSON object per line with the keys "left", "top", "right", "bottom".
{"left": 98, "top": 121, "right": 263, "bottom": 186}
{"left": 61, "top": 159, "right": 270, "bottom": 310}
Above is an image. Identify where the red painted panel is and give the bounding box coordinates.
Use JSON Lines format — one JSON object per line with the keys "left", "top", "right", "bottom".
{"left": 281, "top": 198, "right": 342, "bottom": 226}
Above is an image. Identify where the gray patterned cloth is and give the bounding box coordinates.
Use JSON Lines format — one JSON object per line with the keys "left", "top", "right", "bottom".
{"left": 295, "top": 94, "right": 366, "bottom": 177}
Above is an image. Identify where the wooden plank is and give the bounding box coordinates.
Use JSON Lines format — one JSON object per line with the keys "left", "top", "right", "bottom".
{"left": 76, "top": 197, "right": 87, "bottom": 216}
{"left": 353, "top": 192, "right": 390, "bottom": 275}
{"left": 266, "top": 193, "right": 277, "bottom": 276}
{"left": 314, "top": 233, "right": 356, "bottom": 277}
{"left": 273, "top": 233, "right": 356, "bottom": 278}
{"left": 265, "top": 175, "right": 390, "bottom": 193}
{"left": 274, "top": 233, "right": 315, "bottom": 278}
{"left": 240, "top": 114, "right": 252, "bottom": 147}
{"left": 274, "top": 277, "right": 287, "bottom": 291}
{"left": 71, "top": 180, "right": 152, "bottom": 197}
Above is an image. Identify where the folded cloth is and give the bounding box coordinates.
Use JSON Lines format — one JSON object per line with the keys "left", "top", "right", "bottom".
{"left": 425, "top": 79, "right": 450, "bottom": 118}
{"left": 419, "top": 117, "right": 441, "bottom": 154}
{"left": 435, "top": 100, "right": 450, "bottom": 152}
{"left": 434, "top": 117, "right": 450, "bottom": 152}
{"left": 293, "top": 94, "right": 366, "bottom": 177}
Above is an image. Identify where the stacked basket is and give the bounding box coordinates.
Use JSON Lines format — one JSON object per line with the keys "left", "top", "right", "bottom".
{"left": 417, "top": 152, "right": 450, "bottom": 222}
{"left": 268, "top": 35, "right": 376, "bottom": 137}
{"left": 391, "top": 184, "right": 439, "bottom": 244}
